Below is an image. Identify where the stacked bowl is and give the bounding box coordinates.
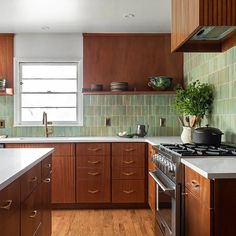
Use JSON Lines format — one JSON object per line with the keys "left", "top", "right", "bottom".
{"left": 110, "top": 82, "right": 128, "bottom": 91}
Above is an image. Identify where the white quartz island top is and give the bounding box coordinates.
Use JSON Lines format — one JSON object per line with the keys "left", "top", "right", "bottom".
{"left": 0, "top": 148, "right": 54, "bottom": 191}
{"left": 181, "top": 157, "right": 236, "bottom": 179}
{"left": 0, "top": 136, "right": 181, "bottom": 146}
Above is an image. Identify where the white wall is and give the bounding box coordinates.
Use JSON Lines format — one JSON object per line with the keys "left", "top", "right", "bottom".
{"left": 14, "top": 33, "right": 83, "bottom": 58}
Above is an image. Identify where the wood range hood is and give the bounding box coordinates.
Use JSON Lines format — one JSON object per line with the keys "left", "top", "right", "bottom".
{"left": 171, "top": 0, "right": 236, "bottom": 52}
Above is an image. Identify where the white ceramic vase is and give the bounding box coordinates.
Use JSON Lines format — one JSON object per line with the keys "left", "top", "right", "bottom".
{"left": 181, "top": 126, "right": 193, "bottom": 144}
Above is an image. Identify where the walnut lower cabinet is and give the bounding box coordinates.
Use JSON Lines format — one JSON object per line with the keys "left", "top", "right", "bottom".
{"left": 112, "top": 143, "right": 146, "bottom": 203}
{"left": 76, "top": 143, "right": 110, "bottom": 203}
{"left": 184, "top": 166, "right": 236, "bottom": 236}
{"left": 0, "top": 154, "right": 52, "bottom": 236}
{"left": 5, "top": 143, "right": 75, "bottom": 204}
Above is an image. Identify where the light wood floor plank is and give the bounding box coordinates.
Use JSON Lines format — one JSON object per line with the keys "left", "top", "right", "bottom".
{"left": 52, "top": 209, "right": 160, "bottom": 236}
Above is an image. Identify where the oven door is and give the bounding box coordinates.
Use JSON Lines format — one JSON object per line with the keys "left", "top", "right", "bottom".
{"left": 149, "top": 170, "right": 176, "bottom": 236}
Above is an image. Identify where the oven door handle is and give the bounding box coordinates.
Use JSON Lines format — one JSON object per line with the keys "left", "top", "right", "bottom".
{"left": 149, "top": 171, "right": 175, "bottom": 193}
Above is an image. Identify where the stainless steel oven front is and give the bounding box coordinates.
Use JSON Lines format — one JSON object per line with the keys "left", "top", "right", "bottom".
{"left": 150, "top": 169, "right": 176, "bottom": 236}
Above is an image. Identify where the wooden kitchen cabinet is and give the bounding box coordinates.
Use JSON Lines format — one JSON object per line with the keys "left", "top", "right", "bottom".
{"left": 0, "top": 179, "right": 21, "bottom": 236}
{"left": 184, "top": 166, "right": 236, "bottom": 236}
{"left": 76, "top": 143, "right": 111, "bottom": 203}
{"left": 171, "top": 0, "right": 236, "bottom": 52}
{"left": 148, "top": 144, "right": 156, "bottom": 214}
{"left": 6, "top": 143, "right": 76, "bottom": 204}
{"left": 83, "top": 33, "right": 183, "bottom": 91}
{"left": 0, "top": 34, "right": 14, "bottom": 89}
{"left": 112, "top": 143, "right": 146, "bottom": 203}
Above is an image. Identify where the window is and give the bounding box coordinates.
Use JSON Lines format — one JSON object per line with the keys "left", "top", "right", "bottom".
{"left": 14, "top": 60, "right": 83, "bottom": 126}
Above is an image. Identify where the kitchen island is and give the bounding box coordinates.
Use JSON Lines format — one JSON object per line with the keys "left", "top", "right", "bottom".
{"left": 0, "top": 148, "right": 53, "bottom": 236}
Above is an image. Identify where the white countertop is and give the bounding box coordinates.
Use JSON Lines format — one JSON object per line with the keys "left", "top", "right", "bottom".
{"left": 181, "top": 157, "right": 236, "bottom": 179}
{"left": 0, "top": 136, "right": 181, "bottom": 146}
{"left": 0, "top": 148, "right": 54, "bottom": 191}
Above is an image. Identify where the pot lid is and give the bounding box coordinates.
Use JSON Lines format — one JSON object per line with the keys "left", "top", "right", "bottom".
{"left": 194, "top": 125, "right": 223, "bottom": 135}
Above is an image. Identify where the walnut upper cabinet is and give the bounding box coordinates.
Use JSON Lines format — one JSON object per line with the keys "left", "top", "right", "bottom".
{"left": 0, "top": 34, "right": 14, "bottom": 89}
{"left": 83, "top": 33, "right": 183, "bottom": 91}
{"left": 171, "top": 0, "right": 236, "bottom": 52}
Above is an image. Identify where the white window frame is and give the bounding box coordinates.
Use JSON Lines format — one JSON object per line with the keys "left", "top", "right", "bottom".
{"left": 14, "top": 58, "right": 83, "bottom": 127}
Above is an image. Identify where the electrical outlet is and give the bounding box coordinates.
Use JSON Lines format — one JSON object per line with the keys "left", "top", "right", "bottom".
{"left": 159, "top": 118, "right": 166, "bottom": 127}
{"left": 105, "top": 118, "right": 111, "bottom": 126}
{"left": 0, "top": 120, "right": 5, "bottom": 128}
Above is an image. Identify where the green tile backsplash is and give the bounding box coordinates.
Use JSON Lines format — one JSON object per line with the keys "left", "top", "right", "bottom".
{"left": 0, "top": 94, "right": 180, "bottom": 137}
{"left": 184, "top": 46, "right": 236, "bottom": 143}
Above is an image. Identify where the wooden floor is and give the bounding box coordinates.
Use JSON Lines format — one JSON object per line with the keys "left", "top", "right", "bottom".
{"left": 52, "top": 209, "right": 162, "bottom": 236}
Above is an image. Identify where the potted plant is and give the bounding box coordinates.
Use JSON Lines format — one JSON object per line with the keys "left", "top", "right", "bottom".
{"left": 173, "top": 80, "right": 214, "bottom": 143}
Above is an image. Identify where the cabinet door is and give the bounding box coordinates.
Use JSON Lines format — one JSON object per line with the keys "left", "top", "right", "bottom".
{"left": 0, "top": 34, "right": 14, "bottom": 88}
{"left": 0, "top": 179, "right": 20, "bottom": 236}
{"left": 185, "top": 189, "right": 211, "bottom": 236}
{"left": 41, "top": 156, "right": 52, "bottom": 236}
{"left": 21, "top": 186, "right": 42, "bottom": 236}
{"left": 148, "top": 144, "right": 156, "bottom": 214}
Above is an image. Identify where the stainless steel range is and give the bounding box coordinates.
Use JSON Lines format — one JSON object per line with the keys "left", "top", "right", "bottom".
{"left": 149, "top": 143, "right": 236, "bottom": 236}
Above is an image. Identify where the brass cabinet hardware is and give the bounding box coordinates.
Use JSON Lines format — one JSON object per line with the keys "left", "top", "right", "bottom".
{"left": 122, "top": 172, "right": 135, "bottom": 176}
{"left": 30, "top": 176, "right": 38, "bottom": 182}
{"left": 88, "top": 160, "right": 100, "bottom": 164}
{"left": 123, "top": 190, "right": 134, "bottom": 194}
{"left": 50, "top": 170, "right": 53, "bottom": 175}
{"left": 88, "top": 190, "right": 99, "bottom": 194}
{"left": 29, "top": 210, "right": 37, "bottom": 218}
{"left": 45, "top": 164, "right": 51, "bottom": 169}
{"left": 0, "top": 200, "right": 12, "bottom": 210}
{"left": 191, "top": 180, "right": 200, "bottom": 188}
{"left": 182, "top": 193, "right": 188, "bottom": 196}
{"left": 88, "top": 148, "right": 101, "bottom": 152}
{"left": 122, "top": 160, "right": 134, "bottom": 164}
{"left": 88, "top": 172, "right": 100, "bottom": 176}
{"left": 43, "top": 178, "right": 51, "bottom": 183}
{"left": 124, "top": 148, "right": 135, "bottom": 152}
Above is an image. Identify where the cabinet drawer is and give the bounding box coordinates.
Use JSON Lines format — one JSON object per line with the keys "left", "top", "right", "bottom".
{"left": 21, "top": 186, "right": 42, "bottom": 236}
{"left": 77, "top": 167, "right": 109, "bottom": 180}
{"left": 0, "top": 179, "right": 20, "bottom": 236}
{"left": 112, "top": 143, "right": 145, "bottom": 168}
{"left": 112, "top": 167, "right": 144, "bottom": 180}
{"left": 76, "top": 143, "right": 110, "bottom": 156}
{"left": 76, "top": 155, "right": 108, "bottom": 168}
{"left": 185, "top": 166, "right": 211, "bottom": 207}
{"left": 42, "top": 155, "right": 52, "bottom": 179}
{"left": 112, "top": 180, "right": 145, "bottom": 203}
{"left": 21, "top": 163, "right": 41, "bottom": 201}
{"left": 76, "top": 179, "right": 110, "bottom": 203}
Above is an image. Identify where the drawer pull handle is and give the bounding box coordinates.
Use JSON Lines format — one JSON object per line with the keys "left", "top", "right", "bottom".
{"left": 88, "top": 172, "right": 100, "bottom": 176}
{"left": 45, "top": 164, "right": 51, "bottom": 169}
{"left": 88, "top": 160, "right": 100, "bottom": 164}
{"left": 191, "top": 180, "right": 200, "bottom": 188}
{"left": 123, "top": 160, "right": 134, "bottom": 164}
{"left": 0, "top": 200, "right": 12, "bottom": 210}
{"left": 122, "top": 172, "right": 135, "bottom": 176}
{"left": 123, "top": 190, "right": 134, "bottom": 194}
{"left": 30, "top": 176, "right": 38, "bottom": 182}
{"left": 124, "top": 148, "right": 135, "bottom": 152}
{"left": 88, "top": 190, "right": 99, "bottom": 194}
{"left": 88, "top": 148, "right": 101, "bottom": 152}
{"left": 43, "top": 178, "right": 51, "bottom": 183}
{"left": 182, "top": 192, "right": 188, "bottom": 196}
{"left": 29, "top": 210, "right": 37, "bottom": 218}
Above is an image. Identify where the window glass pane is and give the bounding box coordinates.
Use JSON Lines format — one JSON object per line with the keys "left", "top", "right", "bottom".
{"left": 21, "top": 108, "right": 77, "bottom": 122}
{"left": 21, "top": 79, "right": 77, "bottom": 92}
{"left": 21, "top": 94, "right": 77, "bottom": 107}
{"left": 21, "top": 64, "right": 77, "bottom": 79}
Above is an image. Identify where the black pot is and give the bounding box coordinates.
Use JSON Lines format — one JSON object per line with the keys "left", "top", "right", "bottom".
{"left": 193, "top": 125, "right": 224, "bottom": 146}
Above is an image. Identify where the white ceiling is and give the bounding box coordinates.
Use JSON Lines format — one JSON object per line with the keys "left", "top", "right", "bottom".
{"left": 0, "top": 0, "right": 171, "bottom": 33}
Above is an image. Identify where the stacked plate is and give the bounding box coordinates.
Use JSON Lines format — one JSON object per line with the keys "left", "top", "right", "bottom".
{"left": 110, "top": 82, "right": 128, "bottom": 91}
{"left": 0, "top": 79, "right": 6, "bottom": 91}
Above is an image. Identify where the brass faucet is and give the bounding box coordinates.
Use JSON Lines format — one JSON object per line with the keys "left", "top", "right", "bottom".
{"left": 42, "top": 112, "right": 53, "bottom": 137}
